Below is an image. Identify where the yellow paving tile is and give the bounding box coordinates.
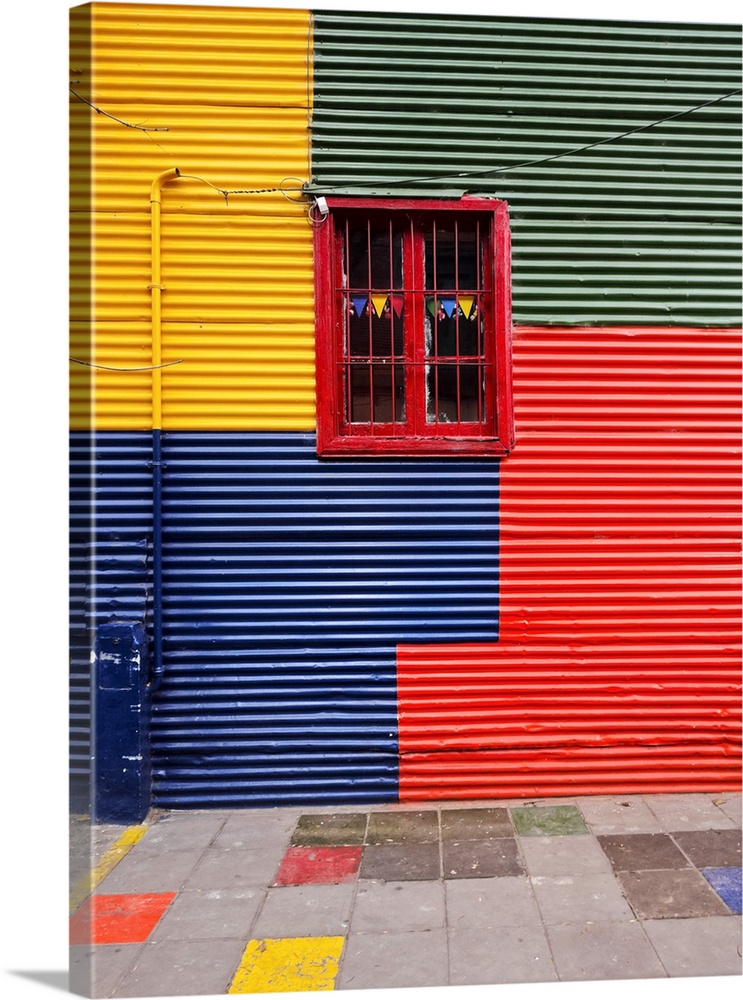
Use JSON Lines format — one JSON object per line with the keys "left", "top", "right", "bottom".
{"left": 229, "top": 936, "right": 344, "bottom": 993}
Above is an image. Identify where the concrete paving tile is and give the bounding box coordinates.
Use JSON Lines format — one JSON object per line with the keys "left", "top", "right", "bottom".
{"left": 92, "top": 825, "right": 132, "bottom": 858}
{"left": 93, "top": 849, "right": 205, "bottom": 894}
{"left": 510, "top": 796, "right": 581, "bottom": 808}
{"left": 643, "top": 792, "right": 738, "bottom": 831}
{"left": 111, "top": 937, "right": 247, "bottom": 996}
{"left": 273, "top": 846, "right": 362, "bottom": 886}
{"left": 229, "top": 935, "right": 344, "bottom": 993}
{"left": 337, "top": 929, "right": 449, "bottom": 989}
{"left": 184, "top": 846, "right": 286, "bottom": 890}
{"left": 445, "top": 875, "right": 540, "bottom": 928}
{"left": 448, "top": 923, "right": 558, "bottom": 985}
{"left": 441, "top": 807, "right": 513, "bottom": 840}
{"left": 701, "top": 867, "right": 743, "bottom": 914}
{"left": 70, "top": 893, "right": 177, "bottom": 946}
{"left": 530, "top": 873, "right": 634, "bottom": 924}
{"left": 133, "top": 813, "right": 226, "bottom": 853}
{"left": 707, "top": 792, "right": 742, "bottom": 827}
{"left": 213, "top": 811, "right": 297, "bottom": 850}
{"left": 71, "top": 819, "right": 129, "bottom": 883}
{"left": 70, "top": 944, "right": 144, "bottom": 999}
{"left": 512, "top": 804, "right": 588, "bottom": 837}
{"left": 519, "top": 834, "right": 615, "bottom": 877}
{"left": 363, "top": 802, "right": 439, "bottom": 813}
{"left": 366, "top": 809, "right": 439, "bottom": 844}
{"left": 443, "top": 837, "right": 524, "bottom": 878}
{"left": 350, "top": 880, "right": 446, "bottom": 933}
{"left": 545, "top": 919, "right": 667, "bottom": 981}
{"left": 577, "top": 795, "right": 664, "bottom": 834}
{"left": 617, "top": 867, "right": 732, "bottom": 919}
{"left": 642, "top": 916, "right": 743, "bottom": 977}
{"left": 290, "top": 812, "right": 368, "bottom": 846}
{"left": 597, "top": 833, "right": 691, "bottom": 872}
{"left": 672, "top": 829, "right": 742, "bottom": 868}
{"left": 359, "top": 842, "right": 441, "bottom": 881}
{"left": 251, "top": 883, "right": 355, "bottom": 937}
{"left": 148, "top": 888, "right": 265, "bottom": 941}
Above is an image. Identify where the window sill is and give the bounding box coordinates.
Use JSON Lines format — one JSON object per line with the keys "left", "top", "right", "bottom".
{"left": 317, "top": 433, "right": 513, "bottom": 458}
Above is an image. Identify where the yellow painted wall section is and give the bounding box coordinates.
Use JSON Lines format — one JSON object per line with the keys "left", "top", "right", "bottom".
{"left": 70, "top": 3, "right": 315, "bottom": 431}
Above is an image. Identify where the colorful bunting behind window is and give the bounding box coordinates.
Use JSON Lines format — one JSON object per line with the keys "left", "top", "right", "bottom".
{"left": 372, "top": 295, "right": 389, "bottom": 318}
{"left": 426, "top": 296, "right": 478, "bottom": 319}
{"left": 351, "top": 296, "right": 368, "bottom": 317}
{"left": 459, "top": 296, "right": 476, "bottom": 319}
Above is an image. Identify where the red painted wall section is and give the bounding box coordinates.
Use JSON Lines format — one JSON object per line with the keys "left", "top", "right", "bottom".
{"left": 397, "top": 326, "right": 742, "bottom": 800}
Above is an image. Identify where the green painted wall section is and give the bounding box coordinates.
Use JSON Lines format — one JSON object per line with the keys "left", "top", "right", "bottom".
{"left": 310, "top": 10, "right": 741, "bottom": 325}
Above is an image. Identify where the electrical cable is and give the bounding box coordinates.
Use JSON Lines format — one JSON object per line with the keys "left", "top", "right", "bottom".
{"left": 306, "top": 87, "right": 742, "bottom": 190}
{"left": 70, "top": 358, "right": 184, "bottom": 372}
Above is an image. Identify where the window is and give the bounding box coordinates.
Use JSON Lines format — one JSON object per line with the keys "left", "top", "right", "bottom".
{"left": 314, "top": 196, "right": 514, "bottom": 457}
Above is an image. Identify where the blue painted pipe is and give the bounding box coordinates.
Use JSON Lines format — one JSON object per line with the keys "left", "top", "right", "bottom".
{"left": 150, "top": 428, "right": 164, "bottom": 690}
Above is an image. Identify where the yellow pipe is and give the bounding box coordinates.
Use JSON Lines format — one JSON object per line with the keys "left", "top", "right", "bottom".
{"left": 150, "top": 167, "right": 180, "bottom": 431}
{"left": 149, "top": 167, "right": 180, "bottom": 692}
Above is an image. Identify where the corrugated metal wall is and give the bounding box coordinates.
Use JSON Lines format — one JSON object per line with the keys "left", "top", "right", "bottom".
{"left": 69, "top": 2, "right": 318, "bottom": 808}
{"left": 71, "top": 5, "right": 741, "bottom": 810}
{"left": 69, "top": 432, "right": 153, "bottom": 807}
{"left": 70, "top": 2, "right": 316, "bottom": 431}
{"left": 309, "top": 9, "right": 741, "bottom": 799}
{"left": 151, "top": 432, "right": 500, "bottom": 806}
{"left": 311, "top": 10, "right": 742, "bottom": 325}
{"left": 398, "top": 324, "right": 741, "bottom": 798}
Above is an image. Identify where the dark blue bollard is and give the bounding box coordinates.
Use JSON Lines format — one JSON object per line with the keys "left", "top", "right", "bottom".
{"left": 93, "top": 620, "right": 151, "bottom": 823}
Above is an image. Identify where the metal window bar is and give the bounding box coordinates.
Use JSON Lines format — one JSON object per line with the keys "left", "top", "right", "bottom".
{"left": 480, "top": 219, "right": 485, "bottom": 424}
{"left": 366, "top": 217, "right": 375, "bottom": 428}
{"left": 389, "top": 218, "right": 399, "bottom": 428}
{"left": 455, "top": 218, "right": 461, "bottom": 426}
{"left": 344, "top": 216, "right": 351, "bottom": 427}
{"left": 432, "top": 220, "right": 439, "bottom": 427}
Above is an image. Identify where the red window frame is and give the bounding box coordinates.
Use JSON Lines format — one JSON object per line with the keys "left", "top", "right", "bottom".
{"left": 314, "top": 196, "right": 514, "bottom": 457}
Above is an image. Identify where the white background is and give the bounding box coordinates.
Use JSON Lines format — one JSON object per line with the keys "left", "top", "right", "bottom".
{"left": 1, "top": 1, "right": 739, "bottom": 998}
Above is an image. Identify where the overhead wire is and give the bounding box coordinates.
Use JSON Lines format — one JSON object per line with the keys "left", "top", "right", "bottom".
{"left": 71, "top": 75, "right": 740, "bottom": 220}
{"left": 305, "top": 87, "right": 742, "bottom": 190}
{"left": 70, "top": 358, "right": 185, "bottom": 372}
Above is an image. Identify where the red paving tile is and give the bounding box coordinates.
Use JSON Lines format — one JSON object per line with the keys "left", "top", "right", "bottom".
{"left": 273, "top": 845, "right": 362, "bottom": 885}
{"left": 69, "top": 893, "right": 177, "bottom": 945}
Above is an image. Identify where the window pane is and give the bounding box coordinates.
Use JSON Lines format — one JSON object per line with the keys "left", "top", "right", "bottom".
{"left": 458, "top": 307, "right": 482, "bottom": 356}
{"left": 349, "top": 364, "right": 370, "bottom": 423}
{"left": 348, "top": 298, "right": 405, "bottom": 358}
{"left": 345, "top": 222, "right": 403, "bottom": 290}
{"left": 459, "top": 364, "right": 486, "bottom": 421}
{"left": 427, "top": 363, "right": 458, "bottom": 423}
{"left": 424, "top": 222, "right": 480, "bottom": 291}
{"left": 424, "top": 299, "right": 482, "bottom": 358}
{"left": 371, "top": 364, "right": 405, "bottom": 423}
{"left": 426, "top": 364, "right": 485, "bottom": 423}
{"left": 348, "top": 364, "right": 405, "bottom": 424}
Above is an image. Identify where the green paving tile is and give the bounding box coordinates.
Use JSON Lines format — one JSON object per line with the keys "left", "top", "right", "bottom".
{"left": 291, "top": 813, "right": 368, "bottom": 846}
{"left": 511, "top": 805, "right": 588, "bottom": 837}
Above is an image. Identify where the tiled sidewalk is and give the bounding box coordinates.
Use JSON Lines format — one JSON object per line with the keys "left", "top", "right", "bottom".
{"left": 69, "top": 793, "right": 742, "bottom": 996}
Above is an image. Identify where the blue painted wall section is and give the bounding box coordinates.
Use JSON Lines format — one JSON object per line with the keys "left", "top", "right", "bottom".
{"left": 152, "top": 432, "right": 500, "bottom": 807}
{"left": 70, "top": 431, "right": 500, "bottom": 809}
{"left": 69, "top": 432, "right": 153, "bottom": 813}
